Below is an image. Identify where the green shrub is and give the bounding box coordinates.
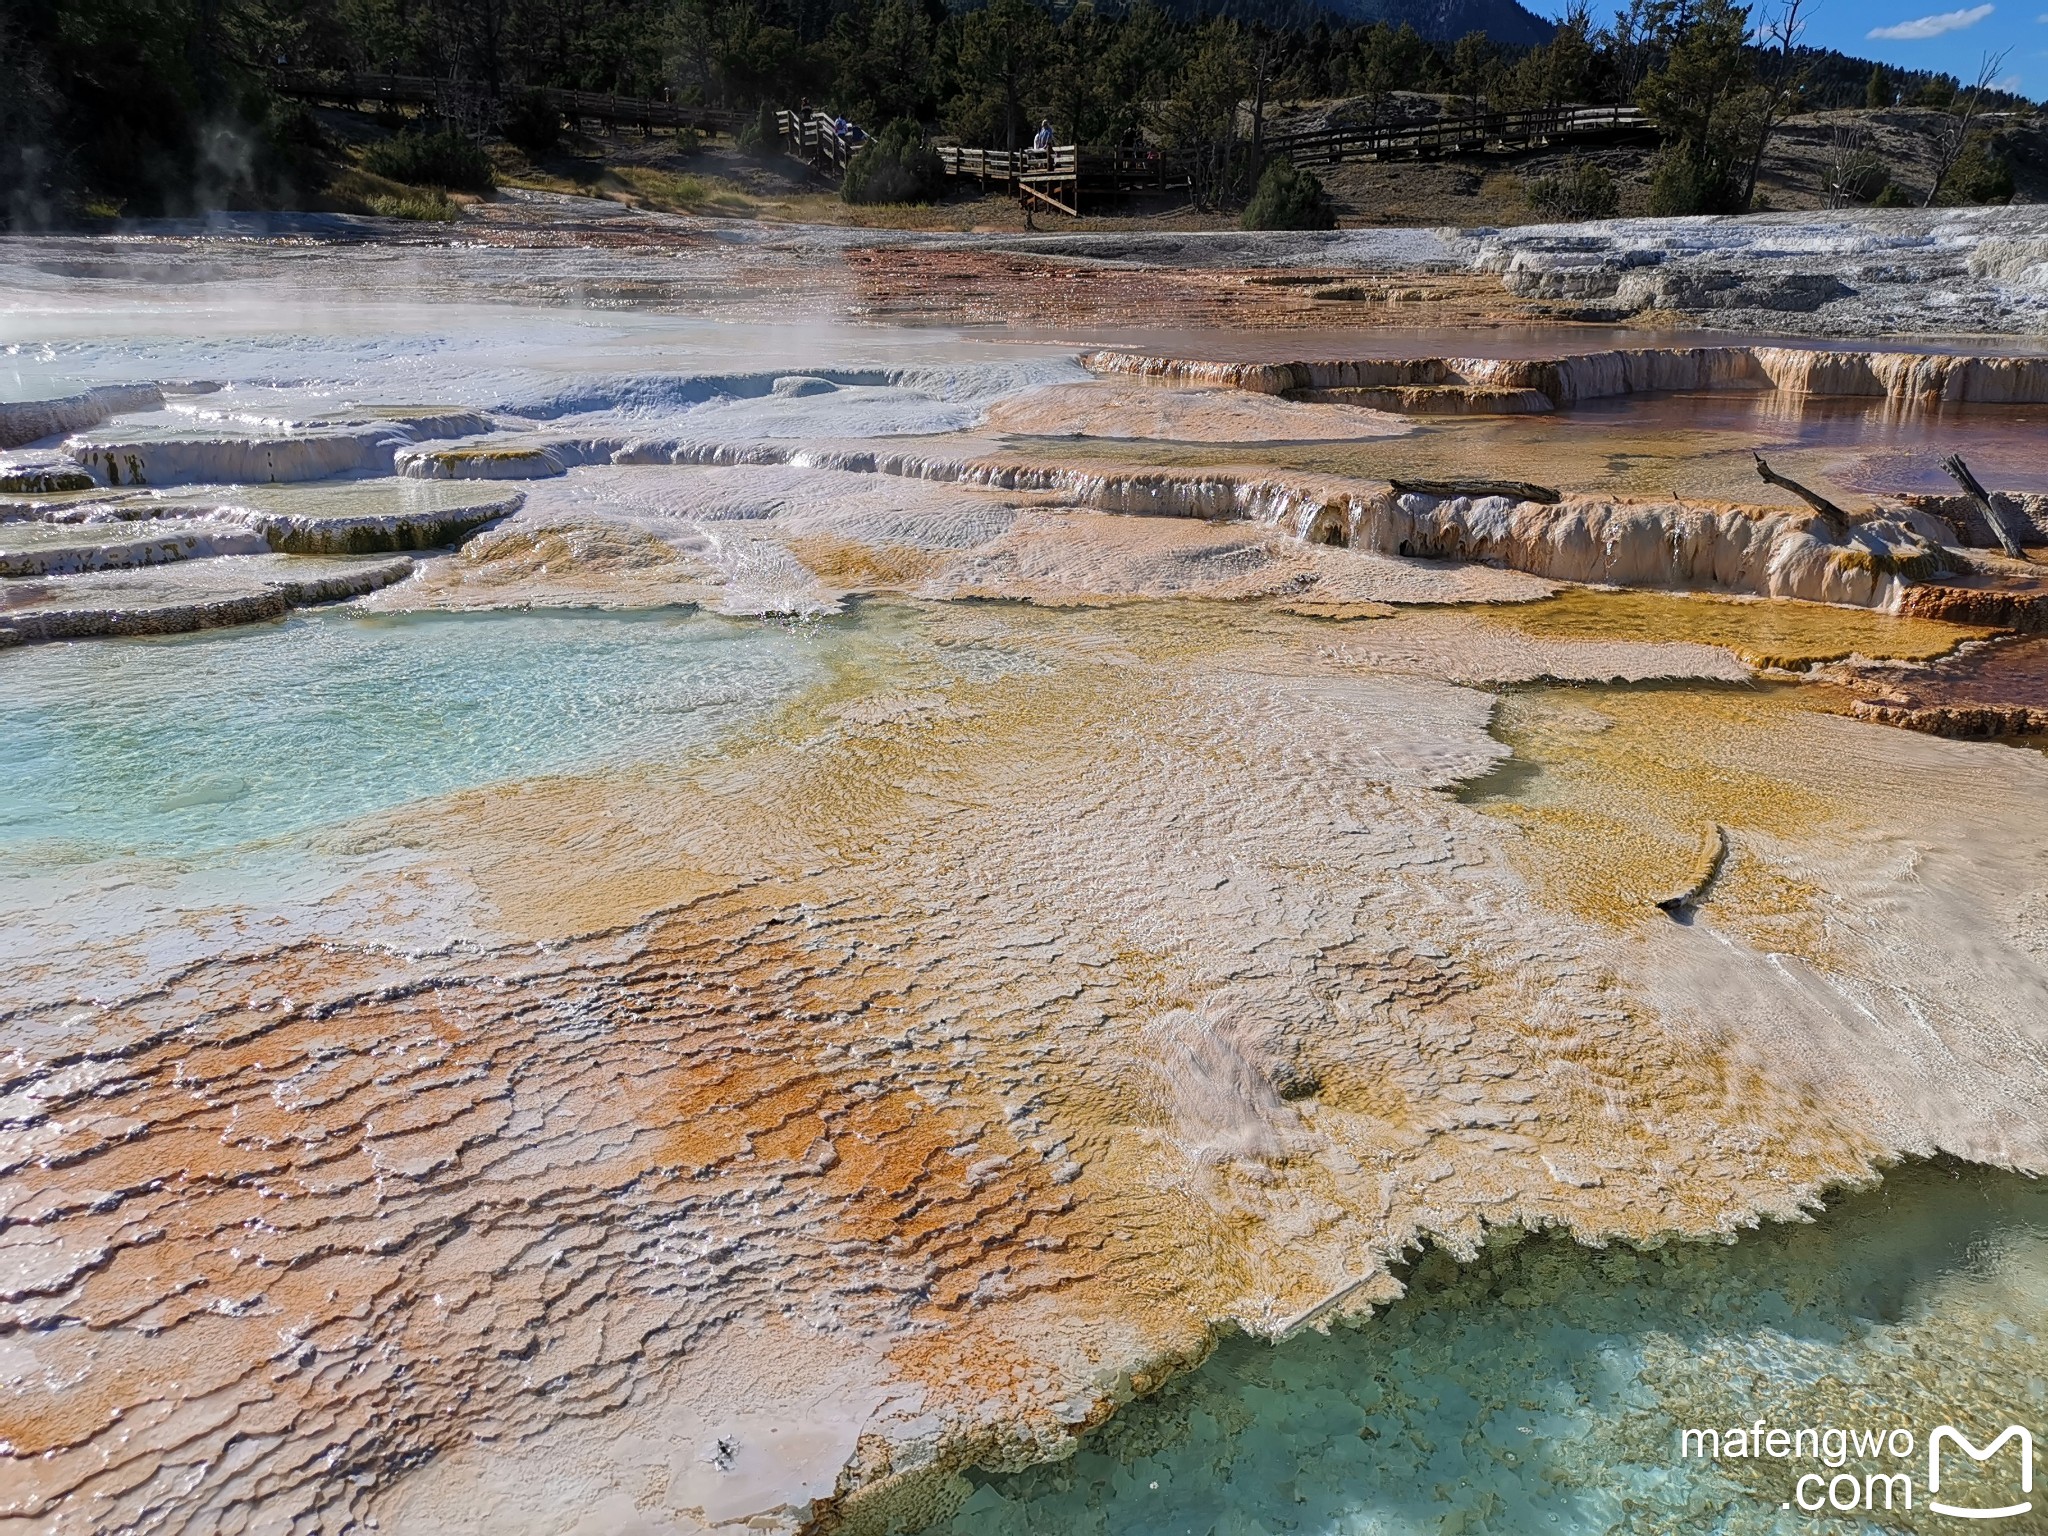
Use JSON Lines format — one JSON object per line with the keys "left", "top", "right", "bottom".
{"left": 1240, "top": 158, "right": 1336, "bottom": 230}
{"left": 268, "top": 100, "right": 327, "bottom": 157}
{"left": 736, "top": 102, "right": 775, "bottom": 154}
{"left": 500, "top": 91, "right": 560, "bottom": 158}
{"left": 363, "top": 129, "right": 495, "bottom": 193}
{"left": 1942, "top": 133, "right": 2015, "bottom": 205}
{"left": 1646, "top": 149, "right": 1740, "bottom": 216}
{"left": 1524, "top": 157, "right": 1619, "bottom": 220}
{"left": 841, "top": 118, "right": 943, "bottom": 204}
{"left": 1872, "top": 181, "right": 1909, "bottom": 207}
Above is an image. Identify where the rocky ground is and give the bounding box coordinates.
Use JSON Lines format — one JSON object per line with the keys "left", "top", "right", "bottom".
{"left": 77, "top": 186, "right": 2048, "bottom": 337}
{"left": 838, "top": 204, "right": 2048, "bottom": 337}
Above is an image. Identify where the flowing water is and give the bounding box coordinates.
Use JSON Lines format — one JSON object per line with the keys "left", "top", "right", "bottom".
{"left": 5, "top": 228, "right": 2048, "bottom": 1536}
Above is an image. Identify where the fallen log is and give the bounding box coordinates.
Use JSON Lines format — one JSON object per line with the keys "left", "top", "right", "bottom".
{"left": 1389, "top": 477, "right": 1561, "bottom": 505}
{"left": 1751, "top": 453, "right": 1849, "bottom": 535}
{"left": 1942, "top": 452, "right": 2026, "bottom": 560}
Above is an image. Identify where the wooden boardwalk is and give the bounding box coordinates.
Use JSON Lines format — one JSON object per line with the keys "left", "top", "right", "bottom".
{"left": 782, "top": 104, "right": 1652, "bottom": 215}
{"left": 777, "top": 110, "right": 863, "bottom": 177}
{"left": 1265, "top": 103, "right": 1650, "bottom": 166}
{"left": 276, "top": 72, "right": 742, "bottom": 135}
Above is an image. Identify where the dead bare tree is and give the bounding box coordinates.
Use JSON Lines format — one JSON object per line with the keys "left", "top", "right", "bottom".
{"left": 1924, "top": 48, "right": 2009, "bottom": 207}
{"left": 1820, "top": 124, "right": 1875, "bottom": 208}
{"left": 436, "top": 78, "right": 498, "bottom": 140}
{"left": 1737, "top": 0, "right": 1811, "bottom": 211}
{"left": 1600, "top": 0, "right": 1675, "bottom": 108}
{"left": 1246, "top": 29, "right": 1281, "bottom": 183}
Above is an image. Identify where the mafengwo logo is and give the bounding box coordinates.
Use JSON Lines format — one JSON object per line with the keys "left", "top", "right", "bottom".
{"left": 1929, "top": 1425, "right": 2032, "bottom": 1521}
{"left": 1676, "top": 1419, "right": 2035, "bottom": 1518}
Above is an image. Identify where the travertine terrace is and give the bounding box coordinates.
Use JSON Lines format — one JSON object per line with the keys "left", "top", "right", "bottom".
{"left": 4, "top": 208, "right": 2048, "bottom": 1535}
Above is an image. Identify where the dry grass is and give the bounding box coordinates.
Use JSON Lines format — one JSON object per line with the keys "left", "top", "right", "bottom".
{"left": 489, "top": 150, "right": 763, "bottom": 217}
{"left": 606, "top": 165, "right": 757, "bottom": 214}
{"left": 368, "top": 190, "right": 460, "bottom": 221}
{"left": 320, "top": 167, "right": 460, "bottom": 220}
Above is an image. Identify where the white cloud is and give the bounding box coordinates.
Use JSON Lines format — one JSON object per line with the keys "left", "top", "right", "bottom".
{"left": 1868, "top": 2, "right": 1994, "bottom": 36}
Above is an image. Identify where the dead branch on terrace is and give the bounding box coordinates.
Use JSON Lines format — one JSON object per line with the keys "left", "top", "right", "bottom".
{"left": 1942, "top": 452, "right": 2026, "bottom": 560}
{"left": 1751, "top": 453, "right": 1850, "bottom": 535}
{"left": 1656, "top": 824, "right": 1729, "bottom": 921}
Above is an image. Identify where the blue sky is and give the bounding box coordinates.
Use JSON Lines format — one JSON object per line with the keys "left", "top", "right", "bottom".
{"left": 1552, "top": 0, "right": 2048, "bottom": 98}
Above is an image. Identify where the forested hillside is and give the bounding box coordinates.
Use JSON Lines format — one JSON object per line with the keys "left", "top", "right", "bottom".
{"left": 0, "top": 0, "right": 2032, "bottom": 223}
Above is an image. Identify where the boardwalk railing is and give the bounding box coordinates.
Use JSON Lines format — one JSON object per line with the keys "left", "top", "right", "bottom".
{"left": 276, "top": 71, "right": 743, "bottom": 134}
{"left": 792, "top": 101, "right": 1653, "bottom": 215}
{"left": 936, "top": 145, "right": 1082, "bottom": 180}
{"left": 1261, "top": 103, "right": 1649, "bottom": 165}
{"left": 775, "top": 110, "right": 867, "bottom": 174}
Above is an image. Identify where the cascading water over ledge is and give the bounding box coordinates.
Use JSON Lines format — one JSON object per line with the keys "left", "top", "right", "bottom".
{"left": 0, "top": 385, "right": 168, "bottom": 449}
{"left": 61, "top": 410, "right": 507, "bottom": 487}
{"left": 422, "top": 433, "right": 1963, "bottom": 609}
{"left": 1081, "top": 344, "right": 2048, "bottom": 411}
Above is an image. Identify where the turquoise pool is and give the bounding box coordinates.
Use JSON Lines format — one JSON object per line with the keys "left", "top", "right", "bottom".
{"left": 931, "top": 1163, "right": 2048, "bottom": 1536}
{"left": 0, "top": 605, "right": 828, "bottom": 862}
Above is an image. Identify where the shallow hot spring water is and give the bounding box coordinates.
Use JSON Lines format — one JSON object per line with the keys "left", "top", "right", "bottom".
{"left": 936, "top": 1161, "right": 2048, "bottom": 1536}
{"left": 8, "top": 239, "right": 2048, "bottom": 1536}
{"left": 0, "top": 607, "right": 821, "bottom": 859}
{"left": 7, "top": 597, "right": 2048, "bottom": 1536}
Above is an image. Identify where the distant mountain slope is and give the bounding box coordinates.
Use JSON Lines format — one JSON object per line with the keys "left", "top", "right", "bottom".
{"left": 1160, "top": 0, "right": 1560, "bottom": 46}
{"left": 1321, "top": 0, "right": 1558, "bottom": 44}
